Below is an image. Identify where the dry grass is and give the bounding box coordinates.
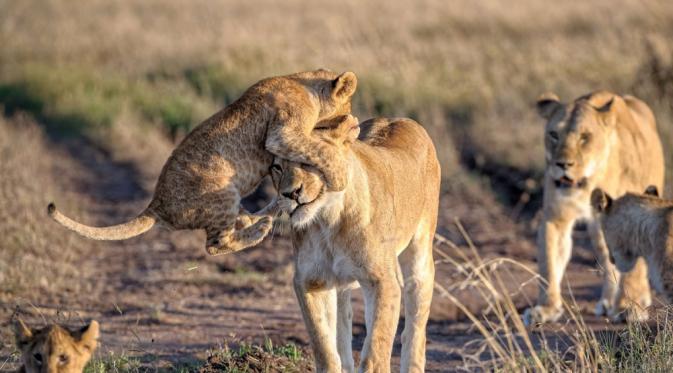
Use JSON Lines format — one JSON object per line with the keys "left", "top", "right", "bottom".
{"left": 2, "top": 0, "right": 673, "bottom": 180}
{"left": 435, "top": 223, "right": 673, "bottom": 371}
{"left": 0, "top": 115, "right": 93, "bottom": 300}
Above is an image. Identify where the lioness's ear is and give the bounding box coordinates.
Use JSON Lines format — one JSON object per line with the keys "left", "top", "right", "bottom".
{"left": 536, "top": 92, "right": 562, "bottom": 120}
{"left": 591, "top": 188, "right": 613, "bottom": 213}
{"left": 13, "top": 318, "right": 33, "bottom": 345}
{"left": 77, "top": 320, "right": 100, "bottom": 352}
{"left": 331, "top": 72, "right": 357, "bottom": 101}
{"left": 645, "top": 185, "right": 659, "bottom": 197}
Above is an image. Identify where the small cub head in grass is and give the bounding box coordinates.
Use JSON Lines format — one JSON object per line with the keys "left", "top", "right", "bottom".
{"left": 14, "top": 319, "right": 99, "bottom": 373}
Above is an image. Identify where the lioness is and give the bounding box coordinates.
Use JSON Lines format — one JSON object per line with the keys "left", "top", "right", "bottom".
{"left": 523, "top": 91, "right": 664, "bottom": 325}
{"left": 48, "top": 70, "right": 358, "bottom": 255}
{"left": 592, "top": 186, "right": 673, "bottom": 303}
{"left": 14, "top": 319, "right": 99, "bottom": 373}
{"left": 270, "top": 117, "right": 440, "bottom": 373}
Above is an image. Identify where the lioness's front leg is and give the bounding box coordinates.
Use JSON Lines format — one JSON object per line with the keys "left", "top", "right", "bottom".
{"left": 293, "top": 277, "right": 341, "bottom": 373}
{"left": 359, "top": 272, "right": 401, "bottom": 373}
{"left": 523, "top": 216, "right": 574, "bottom": 325}
{"left": 336, "top": 288, "right": 355, "bottom": 373}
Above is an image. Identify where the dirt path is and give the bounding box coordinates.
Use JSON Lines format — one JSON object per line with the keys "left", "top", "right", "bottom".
{"left": 2, "top": 133, "right": 631, "bottom": 372}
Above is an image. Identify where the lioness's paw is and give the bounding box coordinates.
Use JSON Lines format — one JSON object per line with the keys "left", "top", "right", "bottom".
{"left": 594, "top": 298, "right": 611, "bottom": 317}
{"left": 522, "top": 305, "right": 564, "bottom": 327}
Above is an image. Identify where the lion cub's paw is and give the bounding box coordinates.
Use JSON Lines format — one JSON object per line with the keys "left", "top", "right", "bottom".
{"left": 522, "top": 305, "right": 564, "bottom": 327}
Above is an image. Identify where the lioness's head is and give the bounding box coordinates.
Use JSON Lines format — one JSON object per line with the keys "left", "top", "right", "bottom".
{"left": 270, "top": 116, "right": 359, "bottom": 228}
{"left": 288, "top": 69, "right": 358, "bottom": 121}
{"left": 14, "top": 319, "right": 99, "bottom": 373}
{"left": 591, "top": 186, "right": 660, "bottom": 272}
{"left": 537, "top": 91, "right": 622, "bottom": 192}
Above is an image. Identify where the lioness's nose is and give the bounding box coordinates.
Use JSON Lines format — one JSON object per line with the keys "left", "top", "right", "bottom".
{"left": 556, "top": 160, "right": 574, "bottom": 170}
{"left": 282, "top": 186, "right": 302, "bottom": 201}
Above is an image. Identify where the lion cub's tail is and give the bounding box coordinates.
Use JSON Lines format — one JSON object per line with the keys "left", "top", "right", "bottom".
{"left": 47, "top": 203, "right": 156, "bottom": 240}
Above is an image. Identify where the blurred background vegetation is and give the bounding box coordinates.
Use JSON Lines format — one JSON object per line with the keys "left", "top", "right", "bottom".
{"left": 2, "top": 0, "right": 673, "bottom": 183}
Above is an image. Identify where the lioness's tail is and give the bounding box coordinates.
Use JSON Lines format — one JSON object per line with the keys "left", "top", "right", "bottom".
{"left": 47, "top": 203, "right": 156, "bottom": 240}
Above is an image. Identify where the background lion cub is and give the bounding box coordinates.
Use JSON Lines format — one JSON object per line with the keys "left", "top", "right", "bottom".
{"left": 14, "top": 319, "right": 99, "bottom": 373}
{"left": 592, "top": 186, "right": 673, "bottom": 303}
{"left": 48, "top": 70, "right": 358, "bottom": 255}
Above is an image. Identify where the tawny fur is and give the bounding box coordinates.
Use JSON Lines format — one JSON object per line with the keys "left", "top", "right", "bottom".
{"left": 592, "top": 187, "right": 673, "bottom": 304}
{"left": 270, "top": 117, "right": 440, "bottom": 373}
{"left": 48, "top": 70, "right": 358, "bottom": 255}
{"left": 13, "top": 319, "right": 99, "bottom": 373}
{"left": 524, "top": 91, "right": 664, "bottom": 325}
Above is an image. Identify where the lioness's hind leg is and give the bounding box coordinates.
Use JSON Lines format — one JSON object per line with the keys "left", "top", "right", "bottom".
{"left": 399, "top": 227, "right": 435, "bottom": 373}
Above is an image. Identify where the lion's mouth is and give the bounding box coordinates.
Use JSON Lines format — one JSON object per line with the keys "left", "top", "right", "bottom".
{"left": 554, "top": 176, "right": 588, "bottom": 189}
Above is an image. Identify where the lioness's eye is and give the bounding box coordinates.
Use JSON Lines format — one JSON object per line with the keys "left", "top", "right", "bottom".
{"left": 580, "top": 133, "right": 591, "bottom": 144}
{"left": 548, "top": 131, "right": 559, "bottom": 142}
{"left": 59, "top": 354, "right": 69, "bottom": 365}
{"left": 270, "top": 164, "right": 282, "bottom": 174}
{"left": 33, "top": 353, "right": 43, "bottom": 365}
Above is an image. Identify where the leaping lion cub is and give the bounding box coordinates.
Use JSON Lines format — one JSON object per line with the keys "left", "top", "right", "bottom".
{"left": 270, "top": 117, "right": 440, "bottom": 373}
{"left": 592, "top": 186, "right": 673, "bottom": 303}
{"left": 524, "top": 91, "right": 663, "bottom": 325}
{"left": 14, "top": 319, "right": 99, "bottom": 373}
{"left": 48, "top": 70, "right": 358, "bottom": 255}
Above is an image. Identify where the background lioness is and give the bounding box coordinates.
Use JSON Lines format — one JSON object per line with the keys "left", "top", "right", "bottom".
{"left": 524, "top": 91, "right": 664, "bottom": 325}
{"left": 14, "top": 319, "right": 99, "bottom": 373}
{"left": 592, "top": 186, "right": 673, "bottom": 304}
{"left": 48, "top": 70, "right": 358, "bottom": 255}
{"left": 270, "top": 117, "right": 440, "bottom": 373}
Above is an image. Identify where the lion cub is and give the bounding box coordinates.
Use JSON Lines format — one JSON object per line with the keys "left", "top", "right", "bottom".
{"left": 14, "top": 319, "right": 99, "bottom": 373}
{"left": 48, "top": 70, "right": 358, "bottom": 255}
{"left": 592, "top": 186, "right": 673, "bottom": 303}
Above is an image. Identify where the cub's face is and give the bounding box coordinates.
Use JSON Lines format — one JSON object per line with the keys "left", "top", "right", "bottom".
{"left": 289, "top": 69, "right": 357, "bottom": 122}
{"left": 537, "top": 93, "right": 616, "bottom": 194}
{"left": 14, "top": 320, "right": 99, "bottom": 373}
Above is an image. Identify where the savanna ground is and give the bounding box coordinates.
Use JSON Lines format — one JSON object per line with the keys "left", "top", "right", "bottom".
{"left": 2, "top": 0, "right": 673, "bottom": 371}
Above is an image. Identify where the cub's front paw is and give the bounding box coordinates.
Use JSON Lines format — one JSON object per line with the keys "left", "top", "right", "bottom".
{"left": 522, "top": 305, "right": 564, "bottom": 327}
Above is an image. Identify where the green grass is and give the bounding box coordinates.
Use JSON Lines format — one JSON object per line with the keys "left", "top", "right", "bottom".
{"left": 200, "top": 338, "right": 311, "bottom": 373}
{"left": 0, "top": 64, "right": 213, "bottom": 139}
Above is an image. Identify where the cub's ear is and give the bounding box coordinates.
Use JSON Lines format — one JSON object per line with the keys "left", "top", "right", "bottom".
{"left": 536, "top": 92, "right": 562, "bottom": 120}
{"left": 13, "top": 318, "right": 33, "bottom": 345}
{"left": 331, "top": 72, "right": 357, "bottom": 101}
{"left": 644, "top": 185, "right": 659, "bottom": 197}
{"left": 77, "top": 320, "right": 100, "bottom": 352}
{"left": 591, "top": 188, "right": 613, "bottom": 213}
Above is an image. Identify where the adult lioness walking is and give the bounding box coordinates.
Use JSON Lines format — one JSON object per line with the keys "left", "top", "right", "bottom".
{"left": 524, "top": 91, "right": 663, "bottom": 325}
{"left": 271, "top": 117, "right": 440, "bottom": 373}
